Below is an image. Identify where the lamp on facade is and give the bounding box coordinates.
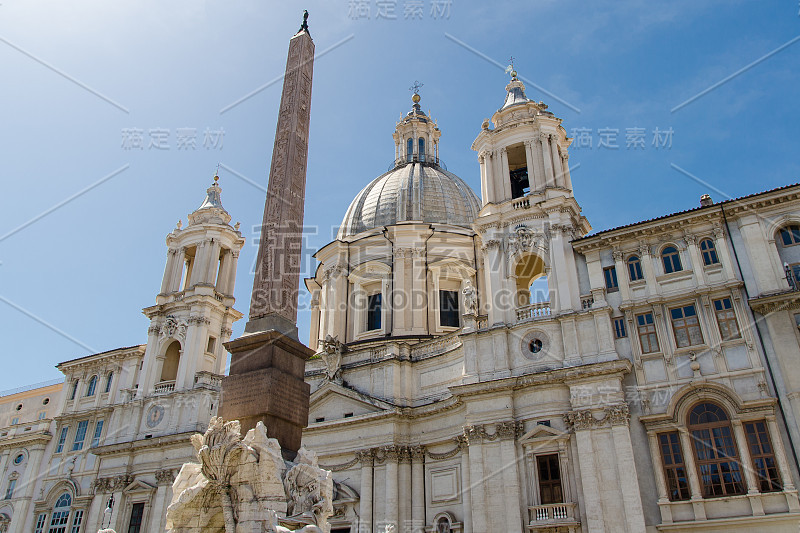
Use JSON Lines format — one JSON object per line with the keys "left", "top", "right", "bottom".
{"left": 784, "top": 262, "right": 797, "bottom": 291}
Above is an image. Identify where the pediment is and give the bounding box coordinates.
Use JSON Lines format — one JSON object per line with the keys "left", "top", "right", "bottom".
{"left": 428, "top": 257, "right": 476, "bottom": 277}
{"left": 123, "top": 479, "right": 156, "bottom": 494}
{"left": 309, "top": 382, "right": 392, "bottom": 416}
{"left": 519, "top": 424, "right": 569, "bottom": 447}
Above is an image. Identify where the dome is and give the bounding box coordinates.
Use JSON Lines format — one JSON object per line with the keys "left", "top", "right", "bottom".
{"left": 338, "top": 162, "right": 481, "bottom": 238}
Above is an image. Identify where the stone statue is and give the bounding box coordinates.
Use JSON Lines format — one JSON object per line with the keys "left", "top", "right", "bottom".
{"left": 299, "top": 10, "right": 309, "bottom": 33}
{"left": 192, "top": 418, "right": 245, "bottom": 532}
{"left": 462, "top": 281, "right": 478, "bottom": 315}
{"left": 320, "top": 335, "right": 344, "bottom": 384}
{"left": 284, "top": 447, "right": 333, "bottom": 532}
{"left": 166, "top": 417, "right": 332, "bottom": 533}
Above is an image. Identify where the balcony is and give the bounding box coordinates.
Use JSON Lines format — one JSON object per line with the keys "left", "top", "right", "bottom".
{"left": 153, "top": 381, "right": 176, "bottom": 395}
{"left": 527, "top": 502, "right": 580, "bottom": 531}
{"left": 516, "top": 302, "right": 552, "bottom": 321}
{"left": 388, "top": 153, "right": 446, "bottom": 172}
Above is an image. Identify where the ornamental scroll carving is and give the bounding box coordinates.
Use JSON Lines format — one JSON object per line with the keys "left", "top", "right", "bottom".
{"left": 507, "top": 225, "right": 546, "bottom": 257}
{"left": 160, "top": 315, "right": 188, "bottom": 341}
{"left": 563, "top": 402, "right": 630, "bottom": 431}
{"left": 93, "top": 477, "right": 113, "bottom": 493}
{"left": 156, "top": 469, "right": 176, "bottom": 486}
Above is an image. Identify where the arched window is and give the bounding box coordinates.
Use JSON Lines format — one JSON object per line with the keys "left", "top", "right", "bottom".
{"left": 85, "top": 376, "right": 97, "bottom": 397}
{"left": 627, "top": 255, "right": 643, "bottom": 281}
{"left": 104, "top": 372, "right": 113, "bottom": 394}
{"left": 699, "top": 238, "right": 719, "bottom": 265}
{"left": 406, "top": 138, "right": 413, "bottom": 162}
{"left": 68, "top": 380, "right": 78, "bottom": 401}
{"left": 661, "top": 246, "right": 682, "bottom": 274}
{"left": 418, "top": 137, "right": 426, "bottom": 162}
{"left": 687, "top": 402, "right": 744, "bottom": 497}
{"left": 48, "top": 492, "right": 72, "bottom": 533}
{"left": 779, "top": 224, "right": 800, "bottom": 246}
{"left": 160, "top": 341, "right": 181, "bottom": 382}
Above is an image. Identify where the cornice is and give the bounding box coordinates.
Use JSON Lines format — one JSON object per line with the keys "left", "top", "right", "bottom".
{"left": 0, "top": 432, "right": 52, "bottom": 449}
{"left": 90, "top": 430, "right": 202, "bottom": 456}
{"left": 749, "top": 290, "right": 800, "bottom": 315}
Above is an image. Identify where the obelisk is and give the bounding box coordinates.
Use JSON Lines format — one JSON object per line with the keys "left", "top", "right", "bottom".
{"left": 220, "top": 12, "right": 315, "bottom": 458}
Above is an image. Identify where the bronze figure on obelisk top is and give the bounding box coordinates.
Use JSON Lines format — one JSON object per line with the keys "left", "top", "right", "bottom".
{"left": 246, "top": 11, "right": 315, "bottom": 340}
{"left": 220, "top": 13, "right": 315, "bottom": 458}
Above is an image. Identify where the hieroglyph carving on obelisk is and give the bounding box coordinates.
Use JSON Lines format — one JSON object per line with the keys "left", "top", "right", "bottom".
{"left": 249, "top": 20, "right": 314, "bottom": 330}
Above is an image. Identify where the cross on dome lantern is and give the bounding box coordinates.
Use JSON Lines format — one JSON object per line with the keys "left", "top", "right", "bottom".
{"left": 409, "top": 80, "right": 423, "bottom": 104}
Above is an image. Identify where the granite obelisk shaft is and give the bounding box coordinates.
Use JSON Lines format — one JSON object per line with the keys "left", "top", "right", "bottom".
{"left": 220, "top": 23, "right": 315, "bottom": 458}
{"left": 246, "top": 27, "right": 315, "bottom": 338}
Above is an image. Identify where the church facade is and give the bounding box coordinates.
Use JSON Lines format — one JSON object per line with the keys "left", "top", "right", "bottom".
{"left": 1, "top": 49, "right": 800, "bottom": 533}
{"left": 301, "top": 76, "right": 800, "bottom": 533}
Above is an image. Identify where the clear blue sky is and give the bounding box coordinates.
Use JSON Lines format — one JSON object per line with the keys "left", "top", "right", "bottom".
{"left": 1, "top": 1, "right": 798, "bottom": 390}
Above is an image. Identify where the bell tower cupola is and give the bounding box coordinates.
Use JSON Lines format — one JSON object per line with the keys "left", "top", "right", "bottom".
{"left": 472, "top": 69, "right": 574, "bottom": 207}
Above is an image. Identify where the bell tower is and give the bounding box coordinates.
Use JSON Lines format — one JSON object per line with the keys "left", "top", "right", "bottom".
{"left": 472, "top": 71, "right": 590, "bottom": 325}
{"left": 472, "top": 70, "right": 574, "bottom": 206}
{"left": 138, "top": 175, "right": 244, "bottom": 398}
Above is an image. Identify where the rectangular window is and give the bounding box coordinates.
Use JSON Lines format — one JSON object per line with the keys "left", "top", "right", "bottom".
{"left": 72, "top": 420, "right": 89, "bottom": 451}
{"left": 691, "top": 423, "right": 744, "bottom": 497}
{"left": 658, "top": 432, "right": 690, "bottom": 501}
{"left": 56, "top": 426, "right": 69, "bottom": 453}
{"left": 713, "top": 298, "right": 741, "bottom": 341}
{"left": 70, "top": 510, "right": 83, "bottom": 533}
{"left": 91, "top": 420, "right": 104, "bottom": 448}
{"left": 613, "top": 317, "right": 627, "bottom": 339}
{"left": 670, "top": 304, "right": 704, "bottom": 348}
{"left": 35, "top": 513, "right": 47, "bottom": 533}
{"left": 744, "top": 420, "right": 782, "bottom": 492}
{"left": 10, "top": 417, "right": 18, "bottom": 425}
{"left": 49, "top": 508, "right": 70, "bottom": 533}
{"left": 38, "top": 411, "right": 47, "bottom": 420}
{"left": 536, "top": 454, "right": 563, "bottom": 504}
{"left": 636, "top": 313, "right": 659, "bottom": 354}
{"left": 4, "top": 478, "right": 15, "bottom": 500}
{"left": 127, "top": 503, "right": 144, "bottom": 533}
{"left": 603, "top": 266, "right": 619, "bottom": 292}
{"left": 366, "top": 293, "right": 381, "bottom": 331}
{"left": 206, "top": 336, "right": 216, "bottom": 353}
{"left": 439, "top": 289, "right": 460, "bottom": 328}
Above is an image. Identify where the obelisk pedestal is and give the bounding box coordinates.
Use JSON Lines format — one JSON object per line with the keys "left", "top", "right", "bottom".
{"left": 219, "top": 17, "right": 315, "bottom": 460}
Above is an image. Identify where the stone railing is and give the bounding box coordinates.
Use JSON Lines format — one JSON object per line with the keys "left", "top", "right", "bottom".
{"left": 580, "top": 294, "right": 594, "bottom": 309}
{"left": 512, "top": 197, "right": 531, "bottom": 210}
{"left": 411, "top": 332, "right": 462, "bottom": 360}
{"left": 476, "top": 315, "right": 489, "bottom": 330}
{"left": 194, "top": 371, "right": 223, "bottom": 389}
{"left": 528, "top": 502, "right": 578, "bottom": 528}
{"left": 516, "top": 302, "right": 552, "bottom": 321}
{"left": 153, "top": 380, "right": 176, "bottom": 395}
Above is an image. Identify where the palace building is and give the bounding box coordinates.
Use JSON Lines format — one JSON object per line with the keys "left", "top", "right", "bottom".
{"left": 2, "top": 41, "right": 800, "bottom": 533}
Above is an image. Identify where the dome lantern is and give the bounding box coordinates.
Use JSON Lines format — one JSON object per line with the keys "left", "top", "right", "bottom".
{"left": 339, "top": 90, "right": 480, "bottom": 239}
{"left": 391, "top": 82, "right": 442, "bottom": 169}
